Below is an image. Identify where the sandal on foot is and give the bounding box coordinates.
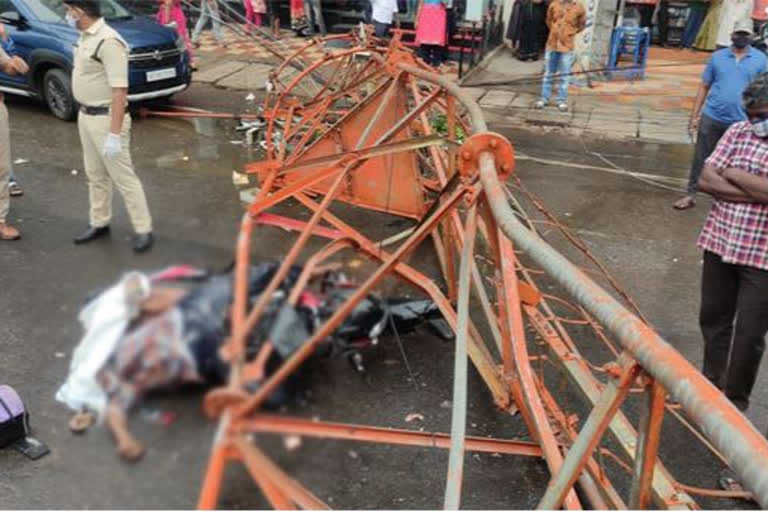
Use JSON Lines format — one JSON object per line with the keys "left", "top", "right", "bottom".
{"left": 0, "top": 222, "right": 20, "bottom": 240}
{"left": 69, "top": 411, "right": 96, "bottom": 434}
{"left": 673, "top": 195, "right": 696, "bottom": 210}
{"left": 9, "top": 181, "right": 23, "bottom": 197}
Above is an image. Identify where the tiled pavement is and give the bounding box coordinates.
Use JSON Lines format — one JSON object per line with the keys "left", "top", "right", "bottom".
{"left": 463, "top": 46, "right": 708, "bottom": 143}
{"left": 194, "top": 25, "right": 327, "bottom": 62}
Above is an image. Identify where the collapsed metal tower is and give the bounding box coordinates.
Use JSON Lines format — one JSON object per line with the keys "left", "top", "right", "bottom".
{"left": 193, "top": 30, "right": 768, "bottom": 509}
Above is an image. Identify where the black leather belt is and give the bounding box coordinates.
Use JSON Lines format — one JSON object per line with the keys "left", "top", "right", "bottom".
{"left": 80, "top": 105, "right": 110, "bottom": 115}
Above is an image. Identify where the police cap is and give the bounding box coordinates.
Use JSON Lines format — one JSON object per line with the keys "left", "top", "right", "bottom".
{"left": 63, "top": 0, "right": 102, "bottom": 17}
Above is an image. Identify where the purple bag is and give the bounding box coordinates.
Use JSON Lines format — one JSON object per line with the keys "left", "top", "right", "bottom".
{"left": 0, "top": 385, "right": 27, "bottom": 448}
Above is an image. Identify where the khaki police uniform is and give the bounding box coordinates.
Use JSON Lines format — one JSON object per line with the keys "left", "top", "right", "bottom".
{"left": 73, "top": 18, "right": 152, "bottom": 234}
{"left": 0, "top": 46, "right": 12, "bottom": 224}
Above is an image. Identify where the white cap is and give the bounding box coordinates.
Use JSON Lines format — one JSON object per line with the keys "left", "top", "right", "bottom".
{"left": 733, "top": 19, "right": 754, "bottom": 36}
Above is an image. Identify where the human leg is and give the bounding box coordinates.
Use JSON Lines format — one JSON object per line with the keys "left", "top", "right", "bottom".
{"left": 699, "top": 251, "right": 740, "bottom": 389}
{"left": 722, "top": 264, "right": 768, "bottom": 410}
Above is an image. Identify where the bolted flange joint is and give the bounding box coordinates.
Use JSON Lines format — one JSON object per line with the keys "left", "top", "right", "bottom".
{"left": 456, "top": 132, "right": 516, "bottom": 180}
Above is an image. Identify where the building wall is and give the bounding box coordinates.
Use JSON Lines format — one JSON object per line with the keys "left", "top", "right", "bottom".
{"left": 575, "top": 0, "right": 616, "bottom": 71}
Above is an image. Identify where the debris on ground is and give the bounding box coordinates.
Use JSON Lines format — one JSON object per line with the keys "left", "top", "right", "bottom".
{"left": 404, "top": 413, "right": 424, "bottom": 423}
{"left": 283, "top": 435, "right": 302, "bottom": 451}
{"left": 232, "top": 170, "right": 250, "bottom": 186}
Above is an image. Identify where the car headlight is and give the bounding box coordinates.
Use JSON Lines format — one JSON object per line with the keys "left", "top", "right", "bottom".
{"left": 176, "top": 35, "right": 185, "bottom": 52}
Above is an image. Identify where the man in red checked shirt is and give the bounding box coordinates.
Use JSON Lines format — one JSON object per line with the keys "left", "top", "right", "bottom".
{"left": 696, "top": 72, "right": 768, "bottom": 413}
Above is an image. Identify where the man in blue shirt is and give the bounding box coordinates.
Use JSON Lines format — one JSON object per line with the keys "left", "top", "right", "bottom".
{"left": 674, "top": 20, "right": 768, "bottom": 210}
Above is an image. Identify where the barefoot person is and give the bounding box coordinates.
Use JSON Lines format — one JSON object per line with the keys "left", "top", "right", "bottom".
{"left": 674, "top": 20, "right": 767, "bottom": 210}
{"left": 0, "top": 34, "right": 28, "bottom": 241}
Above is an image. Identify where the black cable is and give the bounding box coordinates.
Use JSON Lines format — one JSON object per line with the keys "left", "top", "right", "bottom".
{"left": 388, "top": 308, "right": 419, "bottom": 390}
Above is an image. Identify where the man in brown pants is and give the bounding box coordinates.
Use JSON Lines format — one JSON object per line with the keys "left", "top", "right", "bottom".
{"left": 65, "top": 0, "right": 154, "bottom": 252}
{"left": 0, "top": 45, "right": 28, "bottom": 241}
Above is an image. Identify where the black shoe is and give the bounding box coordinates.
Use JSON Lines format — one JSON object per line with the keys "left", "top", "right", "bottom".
{"left": 74, "top": 225, "right": 110, "bottom": 245}
{"left": 132, "top": 232, "right": 154, "bottom": 253}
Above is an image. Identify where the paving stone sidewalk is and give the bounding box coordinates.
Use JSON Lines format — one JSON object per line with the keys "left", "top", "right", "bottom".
{"left": 461, "top": 46, "right": 707, "bottom": 144}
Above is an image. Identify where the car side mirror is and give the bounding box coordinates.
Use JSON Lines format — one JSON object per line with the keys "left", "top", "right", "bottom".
{"left": 0, "top": 11, "right": 23, "bottom": 26}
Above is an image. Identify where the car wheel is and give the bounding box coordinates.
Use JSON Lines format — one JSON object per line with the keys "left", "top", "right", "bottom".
{"left": 43, "top": 68, "right": 76, "bottom": 121}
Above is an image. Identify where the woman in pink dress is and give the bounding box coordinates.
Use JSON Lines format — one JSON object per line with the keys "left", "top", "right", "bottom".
{"left": 157, "top": 0, "right": 196, "bottom": 68}
{"left": 415, "top": 0, "right": 447, "bottom": 67}
{"left": 244, "top": 0, "right": 267, "bottom": 30}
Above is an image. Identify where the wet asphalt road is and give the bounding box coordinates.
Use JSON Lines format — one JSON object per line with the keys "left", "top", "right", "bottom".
{"left": 0, "top": 84, "right": 764, "bottom": 509}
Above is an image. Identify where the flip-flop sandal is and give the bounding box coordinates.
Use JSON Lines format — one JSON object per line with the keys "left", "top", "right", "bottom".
{"left": 69, "top": 411, "right": 96, "bottom": 434}
{"left": 673, "top": 197, "right": 696, "bottom": 210}
{"left": 8, "top": 182, "right": 23, "bottom": 197}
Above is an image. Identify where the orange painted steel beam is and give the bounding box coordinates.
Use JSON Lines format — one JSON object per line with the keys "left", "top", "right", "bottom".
{"left": 629, "top": 379, "right": 667, "bottom": 509}
{"left": 233, "top": 184, "right": 473, "bottom": 419}
{"left": 237, "top": 415, "right": 543, "bottom": 457}
{"left": 236, "top": 437, "right": 331, "bottom": 510}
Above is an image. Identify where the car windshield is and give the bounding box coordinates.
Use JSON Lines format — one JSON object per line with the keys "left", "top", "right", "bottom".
{"left": 25, "top": 0, "right": 132, "bottom": 23}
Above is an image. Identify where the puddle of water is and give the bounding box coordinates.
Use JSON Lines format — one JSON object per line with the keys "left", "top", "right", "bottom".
{"left": 149, "top": 116, "right": 266, "bottom": 175}
{"left": 191, "top": 117, "right": 219, "bottom": 138}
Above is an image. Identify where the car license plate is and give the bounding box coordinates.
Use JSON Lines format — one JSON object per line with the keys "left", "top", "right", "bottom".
{"left": 146, "top": 68, "right": 176, "bottom": 82}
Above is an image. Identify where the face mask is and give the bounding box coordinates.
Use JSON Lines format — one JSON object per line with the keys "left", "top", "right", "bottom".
{"left": 732, "top": 34, "right": 751, "bottom": 49}
{"left": 65, "top": 12, "right": 79, "bottom": 29}
{"left": 752, "top": 119, "right": 768, "bottom": 137}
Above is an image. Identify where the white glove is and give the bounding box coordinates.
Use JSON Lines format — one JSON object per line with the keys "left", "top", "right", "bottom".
{"left": 103, "top": 132, "right": 122, "bottom": 159}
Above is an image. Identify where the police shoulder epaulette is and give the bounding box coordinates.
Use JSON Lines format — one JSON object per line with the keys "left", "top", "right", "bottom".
{"left": 91, "top": 37, "right": 127, "bottom": 63}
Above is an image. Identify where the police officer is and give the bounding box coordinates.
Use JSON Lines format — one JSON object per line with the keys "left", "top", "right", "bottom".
{"left": 0, "top": 40, "right": 28, "bottom": 241}
{"left": 64, "top": 0, "right": 154, "bottom": 252}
